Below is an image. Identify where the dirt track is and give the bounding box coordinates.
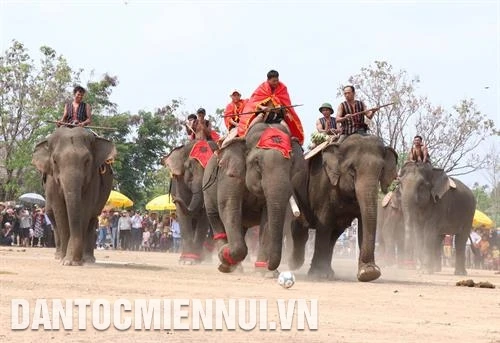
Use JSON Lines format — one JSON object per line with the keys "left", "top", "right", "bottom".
{"left": 1, "top": 247, "right": 499, "bottom": 343}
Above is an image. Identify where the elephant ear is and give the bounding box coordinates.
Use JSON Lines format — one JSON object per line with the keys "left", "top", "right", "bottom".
{"left": 32, "top": 140, "right": 51, "bottom": 174}
{"left": 94, "top": 137, "right": 117, "bottom": 167}
{"left": 431, "top": 168, "right": 450, "bottom": 202}
{"left": 164, "top": 146, "right": 185, "bottom": 176}
{"left": 219, "top": 140, "right": 246, "bottom": 178}
{"left": 380, "top": 147, "right": 398, "bottom": 194}
{"left": 322, "top": 144, "right": 342, "bottom": 186}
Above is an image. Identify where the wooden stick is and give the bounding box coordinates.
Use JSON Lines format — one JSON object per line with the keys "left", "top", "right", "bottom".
{"left": 342, "top": 102, "right": 395, "bottom": 120}
{"left": 221, "top": 104, "right": 303, "bottom": 118}
{"left": 46, "top": 120, "right": 117, "bottom": 131}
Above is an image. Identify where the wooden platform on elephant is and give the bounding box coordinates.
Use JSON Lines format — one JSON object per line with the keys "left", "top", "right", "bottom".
{"left": 304, "top": 135, "right": 339, "bottom": 160}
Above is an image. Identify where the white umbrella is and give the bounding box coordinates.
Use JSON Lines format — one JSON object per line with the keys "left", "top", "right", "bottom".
{"left": 18, "top": 193, "right": 46, "bottom": 206}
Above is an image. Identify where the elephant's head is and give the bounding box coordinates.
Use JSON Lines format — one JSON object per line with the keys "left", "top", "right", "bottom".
{"left": 32, "top": 127, "right": 116, "bottom": 188}
{"left": 322, "top": 135, "right": 398, "bottom": 195}
{"left": 163, "top": 140, "right": 217, "bottom": 214}
{"left": 399, "top": 161, "right": 451, "bottom": 207}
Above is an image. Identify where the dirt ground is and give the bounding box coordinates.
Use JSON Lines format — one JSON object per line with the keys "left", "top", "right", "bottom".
{"left": 1, "top": 247, "right": 499, "bottom": 343}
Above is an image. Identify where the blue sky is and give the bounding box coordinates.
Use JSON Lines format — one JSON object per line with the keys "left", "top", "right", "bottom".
{"left": 1, "top": 0, "right": 499, "bottom": 185}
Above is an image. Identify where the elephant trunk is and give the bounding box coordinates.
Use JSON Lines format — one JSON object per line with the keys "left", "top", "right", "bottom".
{"left": 61, "top": 179, "right": 84, "bottom": 261}
{"left": 187, "top": 182, "right": 203, "bottom": 213}
{"left": 355, "top": 176, "right": 379, "bottom": 264}
{"left": 264, "top": 176, "right": 292, "bottom": 271}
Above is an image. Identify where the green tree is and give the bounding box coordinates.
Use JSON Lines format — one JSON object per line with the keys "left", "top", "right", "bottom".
{"left": 0, "top": 40, "right": 75, "bottom": 200}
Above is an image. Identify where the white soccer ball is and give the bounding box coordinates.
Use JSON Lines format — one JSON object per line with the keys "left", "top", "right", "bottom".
{"left": 278, "top": 271, "right": 295, "bottom": 289}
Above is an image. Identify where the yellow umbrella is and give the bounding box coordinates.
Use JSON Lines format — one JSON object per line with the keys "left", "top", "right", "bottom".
{"left": 145, "top": 194, "right": 176, "bottom": 211}
{"left": 472, "top": 209, "right": 494, "bottom": 229}
{"left": 106, "top": 190, "right": 134, "bottom": 208}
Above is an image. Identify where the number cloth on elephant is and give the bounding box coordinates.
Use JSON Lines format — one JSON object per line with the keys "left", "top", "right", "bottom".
{"left": 256, "top": 127, "right": 292, "bottom": 158}
{"left": 237, "top": 81, "right": 304, "bottom": 145}
{"left": 224, "top": 98, "right": 248, "bottom": 130}
{"left": 189, "top": 140, "right": 215, "bottom": 168}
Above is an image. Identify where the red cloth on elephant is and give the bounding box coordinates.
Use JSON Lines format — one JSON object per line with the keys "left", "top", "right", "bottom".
{"left": 237, "top": 81, "right": 304, "bottom": 145}
{"left": 256, "top": 127, "right": 292, "bottom": 159}
{"left": 189, "top": 140, "right": 213, "bottom": 168}
{"left": 224, "top": 99, "right": 248, "bottom": 130}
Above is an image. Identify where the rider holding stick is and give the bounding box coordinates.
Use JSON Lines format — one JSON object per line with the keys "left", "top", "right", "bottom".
{"left": 336, "top": 85, "right": 378, "bottom": 142}
{"left": 58, "top": 85, "right": 92, "bottom": 127}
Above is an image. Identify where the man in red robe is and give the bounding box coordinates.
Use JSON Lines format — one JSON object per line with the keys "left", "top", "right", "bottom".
{"left": 237, "top": 70, "right": 304, "bottom": 145}
{"left": 223, "top": 90, "right": 248, "bottom": 131}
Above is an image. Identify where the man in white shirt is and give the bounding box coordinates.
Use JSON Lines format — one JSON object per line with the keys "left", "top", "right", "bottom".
{"left": 171, "top": 215, "right": 181, "bottom": 253}
{"left": 131, "top": 211, "right": 143, "bottom": 251}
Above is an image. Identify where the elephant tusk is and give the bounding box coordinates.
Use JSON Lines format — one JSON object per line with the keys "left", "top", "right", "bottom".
{"left": 289, "top": 196, "right": 300, "bottom": 217}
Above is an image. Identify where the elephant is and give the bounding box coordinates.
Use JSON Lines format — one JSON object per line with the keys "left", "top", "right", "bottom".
{"left": 376, "top": 187, "right": 404, "bottom": 266}
{"left": 289, "top": 134, "right": 398, "bottom": 282}
{"left": 203, "top": 122, "right": 309, "bottom": 273}
{"left": 163, "top": 139, "right": 218, "bottom": 264}
{"left": 398, "top": 161, "right": 476, "bottom": 275}
{"left": 32, "top": 127, "right": 116, "bottom": 265}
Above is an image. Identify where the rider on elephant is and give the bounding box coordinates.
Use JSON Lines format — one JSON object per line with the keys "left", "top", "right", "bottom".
{"left": 191, "top": 108, "right": 220, "bottom": 141}
{"left": 336, "top": 85, "right": 378, "bottom": 141}
{"left": 224, "top": 90, "right": 248, "bottom": 131}
{"left": 58, "top": 86, "right": 92, "bottom": 128}
{"left": 407, "top": 135, "right": 430, "bottom": 163}
{"left": 238, "top": 70, "right": 304, "bottom": 145}
{"left": 316, "top": 102, "right": 341, "bottom": 135}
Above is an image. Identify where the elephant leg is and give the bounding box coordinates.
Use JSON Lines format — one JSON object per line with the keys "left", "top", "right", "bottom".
{"left": 46, "top": 209, "right": 61, "bottom": 259}
{"left": 83, "top": 217, "right": 97, "bottom": 263}
{"left": 454, "top": 232, "right": 467, "bottom": 275}
{"left": 420, "top": 228, "right": 435, "bottom": 274}
{"left": 52, "top": 200, "right": 70, "bottom": 261}
{"left": 288, "top": 219, "right": 309, "bottom": 270}
{"left": 177, "top": 209, "right": 199, "bottom": 263}
{"left": 193, "top": 216, "right": 210, "bottom": 263}
{"left": 255, "top": 214, "right": 268, "bottom": 270}
{"left": 433, "top": 236, "right": 443, "bottom": 272}
{"left": 218, "top": 198, "right": 247, "bottom": 271}
{"left": 357, "top": 219, "right": 381, "bottom": 282}
{"left": 308, "top": 226, "right": 336, "bottom": 280}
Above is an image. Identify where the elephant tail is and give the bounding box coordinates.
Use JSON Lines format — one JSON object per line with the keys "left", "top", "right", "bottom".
{"left": 468, "top": 236, "right": 480, "bottom": 256}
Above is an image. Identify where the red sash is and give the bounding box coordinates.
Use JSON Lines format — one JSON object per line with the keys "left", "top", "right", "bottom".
{"left": 189, "top": 141, "right": 214, "bottom": 168}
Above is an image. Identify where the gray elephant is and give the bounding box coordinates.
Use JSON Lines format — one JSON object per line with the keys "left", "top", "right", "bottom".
{"left": 289, "top": 134, "right": 398, "bottom": 282}
{"left": 398, "top": 161, "right": 475, "bottom": 275}
{"left": 163, "top": 139, "right": 218, "bottom": 263}
{"left": 377, "top": 187, "right": 404, "bottom": 266}
{"left": 203, "top": 122, "right": 308, "bottom": 272}
{"left": 32, "top": 127, "right": 116, "bottom": 265}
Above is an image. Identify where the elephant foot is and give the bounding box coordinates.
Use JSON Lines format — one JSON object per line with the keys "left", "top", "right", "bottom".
{"left": 83, "top": 254, "right": 96, "bottom": 263}
{"left": 357, "top": 262, "right": 381, "bottom": 282}
{"left": 54, "top": 250, "right": 63, "bottom": 260}
{"left": 454, "top": 268, "right": 467, "bottom": 276}
{"left": 179, "top": 253, "right": 202, "bottom": 265}
{"left": 308, "top": 265, "right": 335, "bottom": 281}
{"left": 218, "top": 245, "right": 244, "bottom": 267}
{"left": 61, "top": 258, "right": 83, "bottom": 266}
{"left": 218, "top": 263, "right": 241, "bottom": 273}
